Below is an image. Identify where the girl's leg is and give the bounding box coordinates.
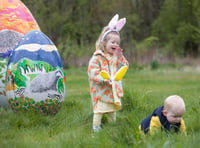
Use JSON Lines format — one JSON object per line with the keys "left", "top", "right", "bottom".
{"left": 93, "top": 113, "right": 103, "bottom": 132}
{"left": 107, "top": 111, "right": 116, "bottom": 123}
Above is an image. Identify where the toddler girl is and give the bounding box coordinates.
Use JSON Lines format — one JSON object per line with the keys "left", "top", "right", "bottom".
{"left": 88, "top": 14, "right": 129, "bottom": 132}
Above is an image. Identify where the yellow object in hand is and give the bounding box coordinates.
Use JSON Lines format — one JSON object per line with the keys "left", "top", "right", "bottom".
{"left": 100, "top": 70, "right": 111, "bottom": 80}
{"left": 114, "top": 66, "right": 128, "bottom": 81}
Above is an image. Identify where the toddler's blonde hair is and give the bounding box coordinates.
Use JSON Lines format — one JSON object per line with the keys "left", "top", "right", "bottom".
{"left": 164, "top": 95, "right": 185, "bottom": 113}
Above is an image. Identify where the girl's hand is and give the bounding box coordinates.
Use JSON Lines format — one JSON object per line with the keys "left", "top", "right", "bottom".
{"left": 114, "top": 47, "right": 123, "bottom": 60}
{"left": 103, "top": 79, "right": 112, "bottom": 86}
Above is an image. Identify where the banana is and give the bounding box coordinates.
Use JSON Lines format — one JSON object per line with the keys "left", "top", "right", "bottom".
{"left": 100, "top": 70, "right": 111, "bottom": 80}
{"left": 114, "top": 66, "right": 128, "bottom": 81}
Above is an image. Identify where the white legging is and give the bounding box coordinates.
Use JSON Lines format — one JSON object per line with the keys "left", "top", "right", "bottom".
{"left": 93, "top": 112, "right": 116, "bottom": 127}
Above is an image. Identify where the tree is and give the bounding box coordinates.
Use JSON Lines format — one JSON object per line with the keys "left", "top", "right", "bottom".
{"left": 152, "top": 0, "right": 200, "bottom": 56}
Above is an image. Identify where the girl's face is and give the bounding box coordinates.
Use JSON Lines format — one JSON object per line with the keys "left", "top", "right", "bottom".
{"left": 104, "top": 33, "right": 120, "bottom": 55}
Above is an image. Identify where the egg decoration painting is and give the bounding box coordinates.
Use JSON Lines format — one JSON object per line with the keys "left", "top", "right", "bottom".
{"left": 0, "top": 0, "right": 40, "bottom": 34}
{"left": 0, "top": 0, "right": 40, "bottom": 107}
{"left": 5, "top": 30, "right": 66, "bottom": 114}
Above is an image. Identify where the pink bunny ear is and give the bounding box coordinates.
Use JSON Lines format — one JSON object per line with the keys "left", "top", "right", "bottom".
{"left": 116, "top": 18, "right": 126, "bottom": 31}
{"left": 108, "top": 14, "right": 119, "bottom": 30}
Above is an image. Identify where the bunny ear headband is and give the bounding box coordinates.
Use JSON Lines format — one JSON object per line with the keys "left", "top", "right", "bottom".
{"left": 101, "top": 14, "right": 126, "bottom": 42}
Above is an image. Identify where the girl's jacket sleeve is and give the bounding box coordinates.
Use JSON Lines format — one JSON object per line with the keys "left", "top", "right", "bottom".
{"left": 88, "top": 56, "right": 105, "bottom": 85}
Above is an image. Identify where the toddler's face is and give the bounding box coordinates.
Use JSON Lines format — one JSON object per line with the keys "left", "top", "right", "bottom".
{"left": 104, "top": 33, "right": 120, "bottom": 55}
{"left": 165, "top": 108, "right": 184, "bottom": 124}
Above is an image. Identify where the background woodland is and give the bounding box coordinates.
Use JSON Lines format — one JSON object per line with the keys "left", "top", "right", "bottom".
{"left": 21, "top": 0, "right": 200, "bottom": 67}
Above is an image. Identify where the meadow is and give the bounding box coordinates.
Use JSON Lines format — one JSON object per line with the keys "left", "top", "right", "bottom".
{"left": 0, "top": 66, "right": 200, "bottom": 148}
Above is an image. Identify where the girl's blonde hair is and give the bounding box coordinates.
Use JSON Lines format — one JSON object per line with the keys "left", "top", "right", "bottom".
{"left": 95, "top": 26, "right": 119, "bottom": 52}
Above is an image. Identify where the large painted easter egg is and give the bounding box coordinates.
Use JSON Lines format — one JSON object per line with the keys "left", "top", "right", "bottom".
{"left": 5, "top": 30, "right": 66, "bottom": 114}
{"left": 0, "top": 0, "right": 40, "bottom": 107}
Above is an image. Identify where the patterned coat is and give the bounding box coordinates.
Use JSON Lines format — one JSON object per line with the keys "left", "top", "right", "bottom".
{"left": 88, "top": 49, "right": 129, "bottom": 110}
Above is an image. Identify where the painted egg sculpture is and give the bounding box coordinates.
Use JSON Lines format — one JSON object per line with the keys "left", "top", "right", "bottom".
{"left": 5, "top": 30, "right": 66, "bottom": 114}
{"left": 0, "top": 0, "right": 40, "bottom": 107}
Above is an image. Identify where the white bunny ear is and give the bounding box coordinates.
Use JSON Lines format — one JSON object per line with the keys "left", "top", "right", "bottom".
{"left": 116, "top": 18, "right": 126, "bottom": 31}
{"left": 108, "top": 14, "right": 119, "bottom": 30}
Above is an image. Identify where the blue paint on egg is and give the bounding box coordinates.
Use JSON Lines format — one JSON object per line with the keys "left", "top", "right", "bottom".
{"left": 6, "top": 30, "right": 66, "bottom": 115}
{"left": 8, "top": 30, "right": 63, "bottom": 67}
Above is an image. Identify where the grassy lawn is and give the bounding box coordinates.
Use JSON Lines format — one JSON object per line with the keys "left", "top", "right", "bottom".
{"left": 0, "top": 66, "right": 200, "bottom": 147}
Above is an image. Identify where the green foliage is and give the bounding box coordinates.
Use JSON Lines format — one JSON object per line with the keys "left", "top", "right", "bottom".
{"left": 152, "top": 0, "right": 200, "bottom": 56}
{"left": 150, "top": 59, "right": 159, "bottom": 70}
{"left": 173, "top": 22, "right": 200, "bottom": 56}
{"left": 1, "top": 67, "right": 200, "bottom": 147}
{"left": 136, "top": 36, "right": 159, "bottom": 49}
{"left": 20, "top": 0, "right": 200, "bottom": 66}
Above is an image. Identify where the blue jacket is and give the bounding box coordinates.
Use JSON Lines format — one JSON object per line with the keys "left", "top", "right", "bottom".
{"left": 140, "top": 106, "right": 185, "bottom": 134}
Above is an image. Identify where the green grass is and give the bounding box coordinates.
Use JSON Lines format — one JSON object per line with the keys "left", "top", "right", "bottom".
{"left": 0, "top": 66, "right": 200, "bottom": 147}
